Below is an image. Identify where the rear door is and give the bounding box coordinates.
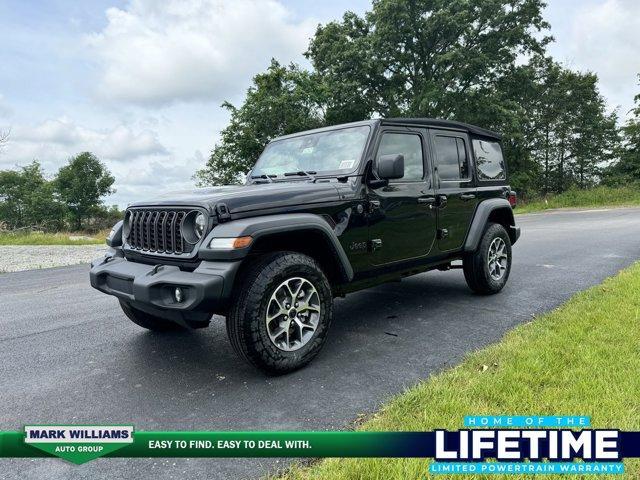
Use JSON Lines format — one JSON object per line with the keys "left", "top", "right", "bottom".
{"left": 429, "top": 129, "right": 478, "bottom": 252}
{"left": 368, "top": 127, "right": 437, "bottom": 266}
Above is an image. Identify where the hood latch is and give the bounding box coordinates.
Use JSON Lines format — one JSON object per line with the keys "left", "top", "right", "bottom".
{"left": 216, "top": 203, "right": 231, "bottom": 223}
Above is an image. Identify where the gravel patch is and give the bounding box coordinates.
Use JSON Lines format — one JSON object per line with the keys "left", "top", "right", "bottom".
{"left": 0, "top": 245, "right": 107, "bottom": 273}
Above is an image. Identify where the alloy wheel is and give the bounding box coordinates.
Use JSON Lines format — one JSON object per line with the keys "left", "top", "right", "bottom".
{"left": 487, "top": 237, "right": 508, "bottom": 281}
{"left": 265, "top": 277, "right": 321, "bottom": 351}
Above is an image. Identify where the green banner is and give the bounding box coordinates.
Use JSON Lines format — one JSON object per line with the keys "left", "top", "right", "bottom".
{"left": 1, "top": 429, "right": 420, "bottom": 464}
{"left": 6, "top": 427, "right": 638, "bottom": 465}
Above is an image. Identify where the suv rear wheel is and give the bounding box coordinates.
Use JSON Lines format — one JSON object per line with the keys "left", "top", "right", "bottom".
{"left": 226, "top": 251, "right": 333, "bottom": 374}
{"left": 463, "top": 222, "right": 512, "bottom": 294}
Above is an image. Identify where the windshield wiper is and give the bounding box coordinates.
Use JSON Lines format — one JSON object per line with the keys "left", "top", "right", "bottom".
{"left": 250, "top": 174, "right": 277, "bottom": 183}
{"left": 283, "top": 170, "right": 317, "bottom": 181}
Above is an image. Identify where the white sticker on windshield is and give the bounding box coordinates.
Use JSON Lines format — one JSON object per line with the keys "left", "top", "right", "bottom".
{"left": 338, "top": 159, "right": 356, "bottom": 170}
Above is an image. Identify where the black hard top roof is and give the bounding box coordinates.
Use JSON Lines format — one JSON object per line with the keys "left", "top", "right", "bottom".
{"left": 271, "top": 118, "right": 501, "bottom": 142}
{"left": 381, "top": 118, "right": 501, "bottom": 140}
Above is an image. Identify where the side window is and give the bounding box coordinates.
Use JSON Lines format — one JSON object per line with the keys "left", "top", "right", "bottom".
{"left": 457, "top": 138, "right": 469, "bottom": 179}
{"left": 377, "top": 133, "right": 424, "bottom": 182}
{"left": 434, "top": 135, "right": 469, "bottom": 181}
{"left": 472, "top": 139, "right": 506, "bottom": 181}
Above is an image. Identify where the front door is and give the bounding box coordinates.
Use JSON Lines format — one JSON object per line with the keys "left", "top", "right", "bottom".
{"left": 368, "top": 127, "right": 437, "bottom": 266}
{"left": 429, "top": 129, "right": 478, "bottom": 251}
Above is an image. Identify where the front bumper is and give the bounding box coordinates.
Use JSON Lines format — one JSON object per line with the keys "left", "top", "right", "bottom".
{"left": 89, "top": 250, "right": 240, "bottom": 323}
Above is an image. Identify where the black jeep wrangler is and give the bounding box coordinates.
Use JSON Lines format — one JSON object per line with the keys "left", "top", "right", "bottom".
{"left": 90, "top": 118, "right": 520, "bottom": 373}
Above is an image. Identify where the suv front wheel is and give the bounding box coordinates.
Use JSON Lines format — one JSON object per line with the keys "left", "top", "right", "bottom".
{"left": 226, "top": 251, "right": 333, "bottom": 374}
{"left": 463, "top": 222, "right": 512, "bottom": 294}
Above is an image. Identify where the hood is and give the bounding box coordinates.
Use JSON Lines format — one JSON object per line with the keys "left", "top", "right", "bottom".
{"left": 128, "top": 181, "right": 342, "bottom": 215}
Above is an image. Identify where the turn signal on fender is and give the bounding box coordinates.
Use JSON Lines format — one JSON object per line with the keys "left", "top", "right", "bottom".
{"left": 209, "top": 236, "right": 253, "bottom": 249}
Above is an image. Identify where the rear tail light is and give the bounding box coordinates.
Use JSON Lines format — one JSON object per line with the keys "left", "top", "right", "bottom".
{"left": 508, "top": 191, "right": 517, "bottom": 208}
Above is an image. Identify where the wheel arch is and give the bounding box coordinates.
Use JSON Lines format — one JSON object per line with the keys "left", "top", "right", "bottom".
{"left": 199, "top": 213, "right": 354, "bottom": 287}
{"left": 464, "top": 199, "right": 519, "bottom": 252}
{"left": 249, "top": 230, "right": 351, "bottom": 285}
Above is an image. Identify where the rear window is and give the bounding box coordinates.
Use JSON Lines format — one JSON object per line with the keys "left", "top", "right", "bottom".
{"left": 434, "top": 135, "right": 469, "bottom": 181}
{"left": 472, "top": 139, "right": 506, "bottom": 181}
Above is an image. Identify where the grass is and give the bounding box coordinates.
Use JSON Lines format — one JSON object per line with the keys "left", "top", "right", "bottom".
{"left": 516, "top": 185, "right": 640, "bottom": 214}
{"left": 0, "top": 230, "right": 108, "bottom": 245}
{"left": 280, "top": 262, "right": 640, "bottom": 480}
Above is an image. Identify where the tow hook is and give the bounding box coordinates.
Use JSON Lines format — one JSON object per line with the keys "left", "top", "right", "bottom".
{"left": 149, "top": 264, "right": 164, "bottom": 276}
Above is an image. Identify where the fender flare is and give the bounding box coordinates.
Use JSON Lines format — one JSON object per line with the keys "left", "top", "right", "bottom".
{"left": 106, "top": 220, "right": 124, "bottom": 248}
{"left": 198, "top": 213, "right": 354, "bottom": 281}
{"left": 464, "top": 199, "right": 520, "bottom": 252}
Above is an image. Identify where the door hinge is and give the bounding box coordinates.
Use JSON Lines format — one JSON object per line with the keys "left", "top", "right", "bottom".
{"left": 370, "top": 238, "right": 383, "bottom": 252}
{"left": 437, "top": 228, "right": 449, "bottom": 239}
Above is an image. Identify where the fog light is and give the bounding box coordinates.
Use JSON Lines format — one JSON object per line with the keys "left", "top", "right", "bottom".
{"left": 174, "top": 287, "right": 184, "bottom": 303}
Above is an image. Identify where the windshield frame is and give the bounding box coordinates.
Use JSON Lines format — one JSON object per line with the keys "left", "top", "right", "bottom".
{"left": 250, "top": 123, "right": 374, "bottom": 181}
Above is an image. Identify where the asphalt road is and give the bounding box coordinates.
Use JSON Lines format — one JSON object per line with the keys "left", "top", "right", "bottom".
{"left": 2, "top": 207, "right": 639, "bottom": 479}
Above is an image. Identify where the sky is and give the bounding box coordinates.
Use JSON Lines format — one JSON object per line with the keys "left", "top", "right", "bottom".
{"left": 0, "top": 0, "right": 639, "bottom": 208}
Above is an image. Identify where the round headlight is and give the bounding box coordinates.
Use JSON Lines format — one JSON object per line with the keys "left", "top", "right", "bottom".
{"left": 195, "top": 213, "right": 206, "bottom": 239}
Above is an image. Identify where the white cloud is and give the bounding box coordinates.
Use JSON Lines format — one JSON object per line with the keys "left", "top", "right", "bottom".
{"left": 12, "top": 117, "right": 168, "bottom": 161}
{"left": 0, "top": 118, "right": 199, "bottom": 208}
{"left": 87, "top": 0, "right": 316, "bottom": 106}
{"left": 559, "top": 0, "right": 640, "bottom": 116}
{"left": 107, "top": 150, "right": 207, "bottom": 206}
{"left": 116, "top": 152, "right": 204, "bottom": 188}
{"left": 0, "top": 94, "right": 12, "bottom": 118}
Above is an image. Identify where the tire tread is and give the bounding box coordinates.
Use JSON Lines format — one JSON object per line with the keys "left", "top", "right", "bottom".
{"left": 226, "top": 251, "right": 333, "bottom": 374}
{"left": 463, "top": 222, "right": 512, "bottom": 295}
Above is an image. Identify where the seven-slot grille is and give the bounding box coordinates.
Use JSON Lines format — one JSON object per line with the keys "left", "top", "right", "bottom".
{"left": 126, "top": 209, "right": 195, "bottom": 255}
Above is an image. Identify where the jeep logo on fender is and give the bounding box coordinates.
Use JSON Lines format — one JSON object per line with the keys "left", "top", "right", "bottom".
{"left": 349, "top": 241, "right": 368, "bottom": 252}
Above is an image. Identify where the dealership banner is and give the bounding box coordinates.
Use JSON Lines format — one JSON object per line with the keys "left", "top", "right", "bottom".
{"left": 2, "top": 417, "right": 640, "bottom": 473}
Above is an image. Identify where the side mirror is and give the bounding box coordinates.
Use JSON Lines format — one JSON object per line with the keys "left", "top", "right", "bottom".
{"left": 378, "top": 154, "right": 404, "bottom": 180}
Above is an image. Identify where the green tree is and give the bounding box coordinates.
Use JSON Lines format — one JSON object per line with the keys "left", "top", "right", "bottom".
{"left": 195, "top": 61, "right": 325, "bottom": 185}
{"left": 196, "top": 0, "right": 619, "bottom": 198}
{"left": 306, "top": 11, "right": 380, "bottom": 124}
{"left": 523, "top": 61, "right": 619, "bottom": 193}
{"left": 54, "top": 152, "right": 115, "bottom": 230}
{"left": 309, "top": 1, "right": 618, "bottom": 195}
{"left": 0, "top": 161, "right": 65, "bottom": 230}
{"left": 197, "top": 0, "right": 551, "bottom": 186}
{"left": 605, "top": 77, "right": 640, "bottom": 186}
{"left": 310, "top": 0, "right": 550, "bottom": 120}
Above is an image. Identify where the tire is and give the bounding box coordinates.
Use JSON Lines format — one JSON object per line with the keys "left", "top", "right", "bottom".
{"left": 119, "top": 300, "right": 186, "bottom": 332}
{"left": 226, "top": 251, "right": 333, "bottom": 375}
{"left": 463, "top": 222, "right": 512, "bottom": 295}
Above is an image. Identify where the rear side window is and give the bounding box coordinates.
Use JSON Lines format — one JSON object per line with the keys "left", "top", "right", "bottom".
{"left": 473, "top": 139, "right": 506, "bottom": 181}
{"left": 433, "top": 135, "right": 469, "bottom": 181}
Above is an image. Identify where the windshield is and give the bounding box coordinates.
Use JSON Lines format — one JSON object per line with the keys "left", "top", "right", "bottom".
{"left": 251, "top": 125, "right": 371, "bottom": 178}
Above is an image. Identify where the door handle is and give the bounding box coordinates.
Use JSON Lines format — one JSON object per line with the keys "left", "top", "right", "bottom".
{"left": 417, "top": 196, "right": 436, "bottom": 205}
{"left": 460, "top": 193, "right": 476, "bottom": 201}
